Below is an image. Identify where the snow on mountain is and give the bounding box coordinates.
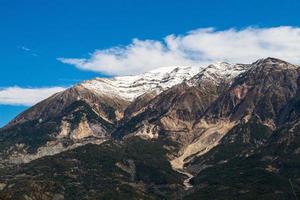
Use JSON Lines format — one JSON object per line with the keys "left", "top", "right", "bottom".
{"left": 188, "top": 62, "right": 250, "bottom": 86}
{"left": 80, "top": 62, "right": 251, "bottom": 102}
{"left": 81, "top": 66, "right": 201, "bottom": 101}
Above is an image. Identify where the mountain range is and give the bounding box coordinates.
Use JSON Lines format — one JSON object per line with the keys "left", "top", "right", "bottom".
{"left": 1, "top": 57, "right": 300, "bottom": 200}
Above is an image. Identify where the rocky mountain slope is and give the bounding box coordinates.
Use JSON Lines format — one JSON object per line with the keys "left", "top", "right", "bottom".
{"left": 0, "top": 66, "right": 200, "bottom": 166}
{"left": 1, "top": 58, "right": 300, "bottom": 199}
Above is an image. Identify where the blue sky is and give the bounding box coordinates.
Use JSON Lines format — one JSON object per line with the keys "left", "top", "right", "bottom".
{"left": 1, "top": 0, "right": 300, "bottom": 127}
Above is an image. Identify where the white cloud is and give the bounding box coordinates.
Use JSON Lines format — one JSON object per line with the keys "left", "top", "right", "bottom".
{"left": 58, "top": 26, "right": 300, "bottom": 75}
{"left": 0, "top": 87, "right": 66, "bottom": 106}
{"left": 18, "top": 46, "right": 39, "bottom": 57}
{"left": 20, "top": 46, "right": 31, "bottom": 51}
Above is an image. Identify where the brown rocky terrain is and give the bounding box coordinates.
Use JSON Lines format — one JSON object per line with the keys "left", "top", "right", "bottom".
{"left": 1, "top": 58, "right": 300, "bottom": 199}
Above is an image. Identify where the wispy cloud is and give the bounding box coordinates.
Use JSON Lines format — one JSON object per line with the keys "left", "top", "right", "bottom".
{"left": 20, "top": 46, "right": 31, "bottom": 51}
{"left": 0, "top": 87, "right": 66, "bottom": 106}
{"left": 58, "top": 26, "right": 300, "bottom": 76}
{"left": 18, "top": 46, "right": 38, "bottom": 57}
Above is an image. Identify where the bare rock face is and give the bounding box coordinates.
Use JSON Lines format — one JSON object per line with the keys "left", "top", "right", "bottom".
{"left": 70, "top": 117, "right": 94, "bottom": 140}
{"left": 5, "top": 84, "right": 129, "bottom": 128}
{"left": 123, "top": 91, "right": 158, "bottom": 120}
{"left": 0, "top": 84, "right": 128, "bottom": 166}
{"left": 205, "top": 58, "right": 300, "bottom": 125}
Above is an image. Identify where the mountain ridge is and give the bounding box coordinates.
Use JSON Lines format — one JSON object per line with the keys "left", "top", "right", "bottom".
{"left": 1, "top": 57, "right": 300, "bottom": 199}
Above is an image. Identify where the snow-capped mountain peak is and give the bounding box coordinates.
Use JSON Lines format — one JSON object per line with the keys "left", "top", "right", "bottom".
{"left": 188, "top": 62, "right": 250, "bottom": 86}
{"left": 81, "top": 66, "right": 201, "bottom": 101}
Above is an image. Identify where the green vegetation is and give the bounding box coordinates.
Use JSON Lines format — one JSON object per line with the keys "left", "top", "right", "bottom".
{"left": 0, "top": 137, "right": 185, "bottom": 200}
{"left": 0, "top": 120, "right": 57, "bottom": 154}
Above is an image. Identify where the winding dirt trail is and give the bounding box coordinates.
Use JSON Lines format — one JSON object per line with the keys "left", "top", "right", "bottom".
{"left": 176, "top": 169, "right": 194, "bottom": 189}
